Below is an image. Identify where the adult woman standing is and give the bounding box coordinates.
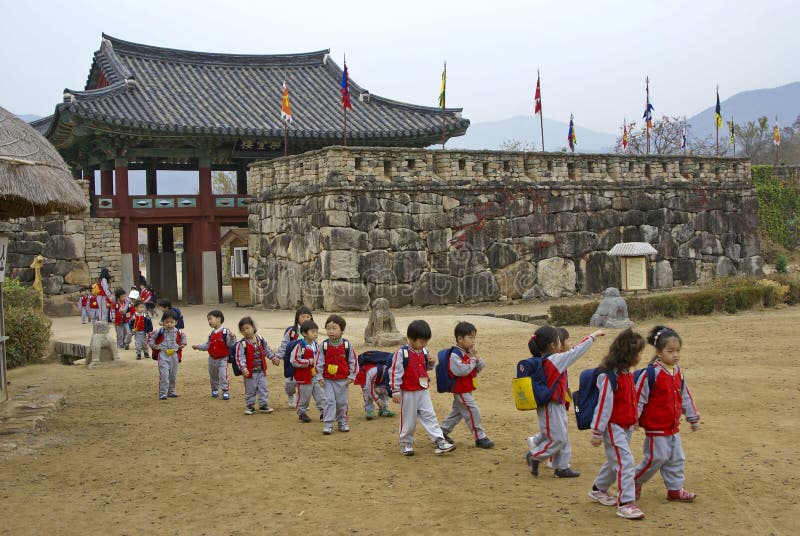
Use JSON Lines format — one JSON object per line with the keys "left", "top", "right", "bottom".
{"left": 97, "top": 267, "right": 115, "bottom": 322}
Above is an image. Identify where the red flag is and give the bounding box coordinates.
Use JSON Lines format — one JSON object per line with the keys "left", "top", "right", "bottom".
{"left": 341, "top": 61, "right": 352, "bottom": 110}
{"left": 534, "top": 74, "right": 542, "bottom": 116}
{"left": 622, "top": 122, "right": 628, "bottom": 150}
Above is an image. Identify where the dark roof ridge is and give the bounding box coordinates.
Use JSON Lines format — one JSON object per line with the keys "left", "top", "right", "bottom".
{"left": 64, "top": 80, "right": 131, "bottom": 102}
{"left": 101, "top": 33, "right": 330, "bottom": 67}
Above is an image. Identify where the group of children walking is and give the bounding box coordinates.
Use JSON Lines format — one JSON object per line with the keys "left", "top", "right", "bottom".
{"left": 523, "top": 325, "right": 700, "bottom": 521}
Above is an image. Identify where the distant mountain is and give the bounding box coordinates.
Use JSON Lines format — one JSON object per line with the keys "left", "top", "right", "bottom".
{"left": 17, "top": 114, "right": 43, "bottom": 123}
{"left": 688, "top": 82, "right": 800, "bottom": 140}
{"left": 448, "top": 115, "right": 617, "bottom": 153}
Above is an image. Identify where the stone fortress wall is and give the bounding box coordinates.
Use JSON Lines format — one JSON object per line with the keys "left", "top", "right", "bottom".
{"left": 247, "top": 147, "right": 762, "bottom": 311}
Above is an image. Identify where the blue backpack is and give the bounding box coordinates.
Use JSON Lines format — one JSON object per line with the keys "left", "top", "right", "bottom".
{"left": 228, "top": 337, "right": 242, "bottom": 376}
{"left": 282, "top": 327, "right": 300, "bottom": 378}
{"left": 516, "top": 356, "right": 565, "bottom": 407}
{"left": 435, "top": 346, "right": 459, "bottom": 393}
{"left": 574, "top": 368, "right": 618, "bottom": 430}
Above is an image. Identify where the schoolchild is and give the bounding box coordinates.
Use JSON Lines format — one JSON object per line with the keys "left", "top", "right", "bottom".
{"left": 148, "top": 309, "right": 187, "bottom": 400}
{"left": 440, "top": 321, "right": 493, "bottom": 449}
{"left": 235, "top": 316, "right": 280, "bottom": 415}
{"left": 111, "top": 288, "right": 133, "bottom": 350}
{"left": 87, "top": 293, "right": 100, "bottom": 323}
{"left": 633, "top": 326, "right": 700, "bottom": 502}
{"left": 289, "top": 319, "right": 326, "bottom": 423}
{"left": 389, "top": 320, "right": 455, "bottom": 456}
{"left": 128, "top": 285, "right": 140, "bottom": 301}
{"left": 588, "top": 328, "right": 646, "bottom": 520}
{"left": 361, "top": 364, "right": 395, "bottom": 420}
{"left": 96, "top": 267, "right": 113, "bottom": 322}
{"left": 128, "top": 301, "right": 154, "bottom": 360}
{"left": 78, "top": 290, "right": 90, "bottom": 324}
{"left": 277, "top": 306, "right": 313, "bottom": 408}
{"left": 192, "top": 310, "right": 237, "bottom": 400}
{"left": 139, "top": 284, "right": 156, "bottom": 318}
{"left": 157, "top": 298, "right": 184, "bottom": 329}
{"left": 315, "top": 315, "right": 357, "bottom": 434}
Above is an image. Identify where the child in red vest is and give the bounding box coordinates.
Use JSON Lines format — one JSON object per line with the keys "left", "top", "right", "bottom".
{"left": 440, "top": 321, "right": 493, "bottom": 449}
{"left": 235, "top": 316, "right": 280, "bottom": 415}
{"left": 148, "top": 309, "right": 187, "bottom": 400}
{"left": 277, "top": 306, "right": 314, "bottom": 408}
{"left": 192, "top": 309, "right": 237, "bottom": 400}
{"left": 390, "top": 320, "right": 455, "bottom": 457}
{"left": 634, "top": 326, "right": 700, "bottom": 503}
{"left": 128, "top": 301, "right": 153, "bottom": 360}
{"left": 315, "top": 315, "right": 357, "bottom": 434}
{"left": 78, "top": 290, "right": 90, "bottom": 324}
{"left": 289, "top": 319, "right": 325, "bottom": 423}
{"left": 111, "top": 288, "right": 132, "bottom": 350}
{"left": 588, "top": 328, "right": 646, "bottom": 520}
{"left": 87, "top": 294, "right": 100, "bottom": 323}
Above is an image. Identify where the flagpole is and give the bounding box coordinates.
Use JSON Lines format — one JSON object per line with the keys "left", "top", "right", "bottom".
{"left": 623, "top": 117, "right": 626, "bottom": 153}
{"left": 283, "top": 118, "right": 288, "bottom": 157}
{"left": 343, "top": 106, "right": 348, "bottom": 147}
{"left": 538, "top": 70, "right": 545, "bottom": 152}
{"left": 645, "top": 76, "right": 651, "bottom": 155}
{"left": 441, "top": 61, "right": 446, "bottom": 148}
{"left": 775, "top": 116, "right": 779, "bottom": 165}
{"left": 683, "top": 116, "right": 687, "bottom": 156}
{"left": 715, "top": 85, "right": 719, "bottom": 157}
{"left": 732, "top": 116, "right": 735, "bottom": 158}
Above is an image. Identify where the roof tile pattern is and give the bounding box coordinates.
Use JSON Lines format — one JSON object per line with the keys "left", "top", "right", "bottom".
{"left": 43, "top": 35, "right": 469, "bottom": 143}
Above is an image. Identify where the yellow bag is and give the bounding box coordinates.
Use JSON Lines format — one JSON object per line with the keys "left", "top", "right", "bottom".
{"left": 327, "top": 364, "right": 339, "bottom": 375}
{"left": 512, "top": 377, "right": 537, "bottom": 411}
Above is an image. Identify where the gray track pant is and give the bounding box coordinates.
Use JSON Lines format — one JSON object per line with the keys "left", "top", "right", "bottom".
{"left": 296, "top": 382, "right": 325, "bottom": 415}
{"left": 527, "top": 402, "right": 571, "bottom": 469}
{"left": 134, "top": 332, "right": 148, "bottom": 356}
{"left": 634, "top": 434, "right": 686, "bottom": 491}
{"left": 441, "top": 392, "right": 487, "bottom": 441}
{"left": 285, "top": 377, "right": 297, "bottom": 397}
{"left": 244, "top": 370, "right": 268, "bottom": 408}
{"left": 361, "top": 386, "right": 389, "bottom": 413}
{"left": 158, "top": 354, "right": 179, "bottom": 397}
{"left": 208, "top": 357, "right": 229, "bottom": 392}
{"left": 594, "top": 423, "right": 636, "bottom": 504}
{"left": 322, "top": 379, "right": 349, "bottom": 424}
{"left": 398, "top": 389, "right": 444, "bottom": 448}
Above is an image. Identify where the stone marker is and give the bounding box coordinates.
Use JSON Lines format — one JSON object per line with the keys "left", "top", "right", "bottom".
{"left": 85, "top": 322, "right": 119, "bottom": 368}
{"left": 364, "top": 298, "right": 405, "bottom": 347}
{"left": 589, "top": 287, "right": 634, "bottom": 329}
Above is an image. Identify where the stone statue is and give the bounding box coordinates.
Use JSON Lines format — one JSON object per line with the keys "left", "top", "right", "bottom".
{"left": 364, "top": 298, "right": 405, "bottom": 347}
{"left": 30, "top": 254, "right": 45, "bottom": 308}
{"left": 589, "top": 287, "right": 634, "bottom": 329}
{"left": 85, "top": 321, "right": 118, "bottom": 368}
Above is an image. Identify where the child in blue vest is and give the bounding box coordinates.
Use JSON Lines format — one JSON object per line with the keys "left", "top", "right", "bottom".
{"left": 148, "top": 309, "right": 187, "bottom": 400}
{"left": 390, "top": 320, "right": 455, "bottom": 456}
{"left": 526, "top": 326, "right": 604, "bottom": 478}
{"left": 192, "top": 309, "right": 237, "bottom": 400}
{"left": 315, "top": 314, "right": 357, "bottom": 434}
{"left": 289, "top": 319, "right": 325, "bottom": 423}
{"left": 440, "top": 321, "right": 493, "bottom": 449}
{"left": 277, "top": 306, "right": 314, "bottom": 409}
{"left": 588, "top": 328, "right": 646, "bottom": 520}
{"left": 634, "top": 326, "right": 700, "bottom": 503}
{"left": 235, "top": 316, "right": 280, "bottom": 415}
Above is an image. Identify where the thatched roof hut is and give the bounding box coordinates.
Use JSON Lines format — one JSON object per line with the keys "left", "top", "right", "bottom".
{"left": 0, "top": 105, "right": 88, "bottom": 219}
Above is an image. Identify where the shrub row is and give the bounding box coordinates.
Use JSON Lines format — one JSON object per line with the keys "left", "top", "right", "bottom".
{"left": 549, "top": 279, "right": 785, "bottom": 326}
{"left": 3, "top": 279, "right": 52, "bottom": 369}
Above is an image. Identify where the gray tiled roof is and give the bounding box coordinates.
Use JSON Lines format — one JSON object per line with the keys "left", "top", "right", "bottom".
{"left": 38, "top": 34, "right": 469, "bottom": 144}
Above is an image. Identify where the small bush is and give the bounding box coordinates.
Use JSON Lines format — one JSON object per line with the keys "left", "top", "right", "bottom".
{"left": 775, "top": 255, "right": 788, "bottom": 273}
{"left": 549, "top": 302, "right": 598, "bottom": 326}
{"left": 767, "top": 273, "right": 800, "bottom": 305}
{"left": 5, "top": 306, "right": 52, "bottom": 369}
{"left": 3, "top": 278, "right": 41, "bottom": 309}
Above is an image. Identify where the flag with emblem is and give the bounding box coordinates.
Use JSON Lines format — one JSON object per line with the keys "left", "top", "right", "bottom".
{"left": 281, "top": 80, "right": 293, "bottom": 123}
{"left": 715, "top": 88, "right": 723, "bottom": 128}
{"left": 567, "top": 114, "right": 576, "bottom": 151}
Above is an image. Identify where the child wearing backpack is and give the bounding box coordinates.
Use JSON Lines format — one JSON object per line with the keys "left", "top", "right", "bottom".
{"left": 148, "top": 309, "right": 187, "bottom": 400}
{"left": 128, "top": 301, "right": 153, "bottom": 360}
{"left": 525, "top": 326, "right": 605, "bottom": 478}
{"left": 439, "top": 321, "right": 493, "bottom": 449}
{"left": 277, "top": 306, "right": 314, "bottom": 409}
{"left": 289, "top": 319, "right": 325, "bottom": 423}
{"left": 111, "top": 288, "right": 133, "bottom": 350}
{"left": 390, "top": 320, "right": 455, "bottom": 457}
{"left": 315, "top": 315, "right": 357, "bottom": 434}
{"left": 87, "top": 293, "right": 100, "bottom": 323}
{"left": 235, "top": 316, "right": 280, "bottom": 415}
{"left": 157, "top": 298, "right": 184, "bottom": 330}
{"left": 78, "top": 290, "right": 90, "bottom": 324}
{"left": 633, "top": 326, "right": 700, "bottom": 503}
{"left": 357, "top": 356, "right": 395, "bottom": 419}
{"left": 588, "top": 328, "right": 646, "bottom": 520}
{"left": 192, "top": 310, "right": 237, "bottom": 400}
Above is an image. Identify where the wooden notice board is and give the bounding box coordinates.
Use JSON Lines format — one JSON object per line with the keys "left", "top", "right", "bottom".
{"left": 621, "top": 256, "right": 648, "bottom": 291}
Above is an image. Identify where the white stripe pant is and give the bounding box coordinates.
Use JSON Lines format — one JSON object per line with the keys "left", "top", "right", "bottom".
{"left": 593, "top": 423, "right": 636, "bottom": 504}
{"left": 634, "top": 433, "right": 686, "bottom": 491}
{"left": 362, "top": 385, "right": 389, "bottom": 413}
{"left": 322, "top": 379, "right": 349, "bottom": 424}
{"left": 441, "top": 392, "right": 487, "bottom": 441}
{"left": 243, "top": 370, "right": 268, "bottom": 409}
{"left": 134, "top": 331, "right": 148, "bottom": 357}
{"left": 296, "top": 382, "right": 325, "bottom": 415}
{"left": 527, "top": 402, "right": 571, "bottom": 469}
{"left": 158, "top": 353, "right": 179, "bottom": 397}
{"left": 398, "top": 389, "right": 445, "bottom": 448}
{"left": 208, "top": 356, "right": 229, "bottom": 392}
{"left": 81, "top": 307, "right": 90, "bottom": 323}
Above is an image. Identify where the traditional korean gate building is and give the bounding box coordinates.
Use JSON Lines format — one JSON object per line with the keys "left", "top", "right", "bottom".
{"left": 32, "top": 34, "right": 469, "bottom": 304}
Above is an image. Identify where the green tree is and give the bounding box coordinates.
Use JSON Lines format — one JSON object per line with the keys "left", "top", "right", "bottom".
{"left": 212, "top": 171, "right": 237, "bottom": 194}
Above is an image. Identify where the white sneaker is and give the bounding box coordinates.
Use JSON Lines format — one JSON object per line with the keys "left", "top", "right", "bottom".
{"left": 588, "top": 489, "right": 617, "bottom": 506}
{"left": 434, "top": 439, "right": 456, "bottom": 454}
{"left": 287, "top": 394, "right": 297, "bottom": 408}
{"left": 616, "top": 503, "right": 645, "bottom": 520}
{"left": 401, "top": 445, "right": 415, "bottom": 456}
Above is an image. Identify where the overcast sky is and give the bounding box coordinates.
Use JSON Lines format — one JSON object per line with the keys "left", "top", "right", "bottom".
{"left": 2, "top": 0, "right": 797, "bottom": 133}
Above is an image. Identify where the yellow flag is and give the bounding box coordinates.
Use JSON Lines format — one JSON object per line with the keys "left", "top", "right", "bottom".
{"left": 438, "top": 62, "right": 446, "bottom": 110}
{"left": 281, "top": 80, "right": 293, "bottom": 122}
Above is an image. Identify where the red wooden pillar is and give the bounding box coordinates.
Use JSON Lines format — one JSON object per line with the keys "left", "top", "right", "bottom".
{"left": 115, "top": 157, "right": 139, "bottom": 288}
{"left": 100, "top": 162, "right": 114, "bottom": 195}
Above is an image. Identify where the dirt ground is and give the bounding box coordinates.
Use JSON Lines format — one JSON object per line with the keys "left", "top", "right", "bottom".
{"left": 0, "top": 302, "right": 798, "bottom": 535}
